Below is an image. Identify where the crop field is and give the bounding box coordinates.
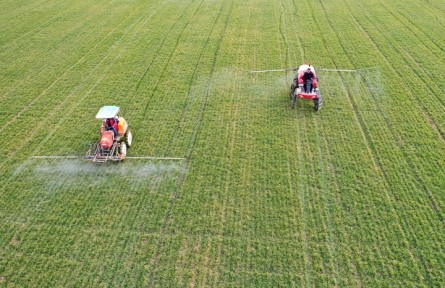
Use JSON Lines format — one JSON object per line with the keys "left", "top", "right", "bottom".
{"left": 1, "top": 0, "right": 445, "bottom": 286}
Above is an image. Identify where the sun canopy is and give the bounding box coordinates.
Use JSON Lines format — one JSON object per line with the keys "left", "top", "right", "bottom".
{"left": 297, "top": 64, "right": 316, "bottom": 74}
{"left": 95, "top": 106, "right": 120, "bottom": 119}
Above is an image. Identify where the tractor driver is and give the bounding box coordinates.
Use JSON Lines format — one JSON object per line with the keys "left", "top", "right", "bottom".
{"left": 302, "top": 67, "right": 315, "bottom": 93}
{"left": 102, "top": 117, "right": 118, "bottom": 137}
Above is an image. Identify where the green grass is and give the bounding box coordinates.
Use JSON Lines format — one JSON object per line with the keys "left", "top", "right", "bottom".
{"left": 1, "top": 0, "right": 445, "bottom": 286}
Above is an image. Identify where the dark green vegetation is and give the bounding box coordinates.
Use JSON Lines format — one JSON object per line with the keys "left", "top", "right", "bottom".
{"left": 1, "top": 0, "right": 445, "bottom": 286}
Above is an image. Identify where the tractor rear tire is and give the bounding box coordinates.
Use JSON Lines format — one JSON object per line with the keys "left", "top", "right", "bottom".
{"left": 125, "top": 130, "right": 132, "bottom": 148}
{"left": 290, "top": 93, "right": 296, "bottom": 109}
{"left": 314, "top": 98, "right": 320, "bottom": 111}
{"left": 314, "top": 91, "right": 322, "bottom": 111}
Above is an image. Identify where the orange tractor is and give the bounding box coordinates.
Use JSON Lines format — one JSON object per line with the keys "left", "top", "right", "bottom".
{"left": 86, "top": 106, "right": 132, "bottom": 162}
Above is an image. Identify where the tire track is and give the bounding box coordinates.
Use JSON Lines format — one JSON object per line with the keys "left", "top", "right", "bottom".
{"left": 145, "top": 1, "right": 234, "bottom": 285}
{"left": 0, "top": 0, "right": 58, "bottom": 31}
{"left": 288, "top": 0, "right": 343, "bottom": 285}
{"left": 284, "top": 0, "right": 327, "bottom": 285}
{"left": 319, "top": 0, "right": 427, "bottom": 282}
{"left": 281, "top": 0, "right": 316, "bottom": 285}
{"left": 120, "top": 0, "right": 199, "bottom": 114}
{"left": 369, "top": 1, "right": 445, "bottom": 141}
{"left": 0, "top": 0, "right": 124, "bottom": 103}
{"left": 0, "top": 5, "right": 150, "bottom": 133}
{"left": 287, "top": 0, "right": 306, "bottom": 62}
{"left": 353, "top": 1, "right": 445, "bottom": 141}
{"left": 102, "top": 168, "right": 178, "bottom": 286}
{"left": 346, "top": 0, "right": 445, "bottom": 226}
{"left": 107, "top": 1, "right": 223, "bottom": 283}
{"left": 163, "top": 0, "right": 228, "bottom": 157}
{"left": 330, "top": 0, "right": 441, "bottom": 284}
{"left": 278, "top": 0, "right": 291, "bottom": 85}
{"left": 0, "top": 2, "right": 165, "bottom": 171}
{"left": 209, "top": 2, "right": 252, "bottom": 285}
{"left": 140, "top": 0, "right": 206, "bottom": 118}
{"left": 0, "top": 15, "right": 62, "bottom": 51}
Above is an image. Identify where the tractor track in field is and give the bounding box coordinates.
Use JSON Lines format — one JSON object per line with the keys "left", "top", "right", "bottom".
{"left": 340, "top": 0, "right": 431, "bottom": 271}
{"left": 0, "top": 15, "right": 62, "bottom": 51}
{"left": 376, "top": 0, "right": 445, "bottom": 57}
{"left": 0, "top": 1, "right": 167, "bottom": 171}
{"left": 370, "top": 1, "right": 445, "bottom": 141}
{"left": 163, "top": 0, "right": 228, "bottom": 158}
{"left": 0, "top": 0, "right": 165, "bottom": 233}
{"left": 284, "top": 0, "right": 323, "bottom": 284}
{"left": 145, "top": 0, "right": 234, "bottom": 285}
{"left": 292, "top": 0, "right": 344, "bottom": 285}
{"left": 310, "top": 112, "right": 342, "bottom": 286}
{"left": 0, "top": 4, "right": 157, "bottom": 133}
{"left": 352, "top": 1, "right": 445, "bottom": 142}
{"left": 122, "top": 0, "right": 202, "bottom": 116}
{"left": 281, "top": 0, "right": 305, "bottom": 67}
{"left": 140, "top": 0, "right": 206, "bottom": 119}
{"left": 0, "top": 0, "right": 61, "bottom": 31}
{"left": 339, "top": 0, "right": 443, "bottom": 284}
{"left": 135, "top": 0, "right": 212, "bottom": 278}
{"left": 0, "top": 3, "right": 106, "bottom": 103}
{"left": 209, "top": 1, "right": 253, "bottom": 285}
{"left": 282, "top": 0, "right": 348, "bottom": 283}
{"left": 279, "top": 0, "right": 305, "bottom": 87}
{"left": 289, "top": 116, "right": 313, "bottom": 287}
{"left": 101, "top": 173, "right": 174, "bottom": 286}
{"left": 288, "top": 0, "right": 305, "bottom": 62}
{"left": 278, "top": 0, "right": 291, "bottom": 85}
{"left": 372, "top": 0, "right": 445, "bottom": 106}
{"left": 348, "top": 0, "right": 445, "bottom": 225}
{"left": 316, "top": 0, "right": 429, "bottom": 284}
{"left": 142, "top": 0, "right": 218, "bottom": 283}
{"left": 282, "top": 2, "right": 325, "bottom": 280}
{"left": 313, "top": 110, "right": 364, "bottom": 286}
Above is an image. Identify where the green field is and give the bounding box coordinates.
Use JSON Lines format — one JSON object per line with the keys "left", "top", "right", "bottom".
{"left": 1, "top": 0, "right": 445, "bottom": 286}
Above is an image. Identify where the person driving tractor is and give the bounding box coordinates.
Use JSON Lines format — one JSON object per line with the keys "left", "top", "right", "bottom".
{"left": 101, "top": 117, "right": 119, "bottom": 137}
{"left": 302, "top": 67, "right": 315, "bottom": 93}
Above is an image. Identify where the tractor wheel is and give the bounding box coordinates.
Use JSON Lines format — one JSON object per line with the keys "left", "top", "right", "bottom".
{"left": 313, "top": 98, "right": 320, "bottom": 111}
{"left": 290, "top": 93, "right": 296, "bottom": 109}
{"left": 316, "top": 91, "right": 323, "bottom": 111}
{"left": 125, "top": 130, "right": 132, "bottom": 148}
{"left": 119, "top": 142, "right": 127, "bottom": 159}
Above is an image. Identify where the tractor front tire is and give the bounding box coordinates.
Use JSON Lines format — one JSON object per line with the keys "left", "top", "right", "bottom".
{"left": 119, "top": 142, "right": 127, "bottom": 159}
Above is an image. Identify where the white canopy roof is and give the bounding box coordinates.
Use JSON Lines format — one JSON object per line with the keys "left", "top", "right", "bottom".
{"left": 297, "top": 64, "right": 316, "bottom": 74}
{"left": 95, "top": 106, "right": 120, "bottom": 119}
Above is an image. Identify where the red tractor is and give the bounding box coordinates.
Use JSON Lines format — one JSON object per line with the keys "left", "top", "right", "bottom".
{"left": 290, "top": 64, "right": 322, "bottom": 111}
